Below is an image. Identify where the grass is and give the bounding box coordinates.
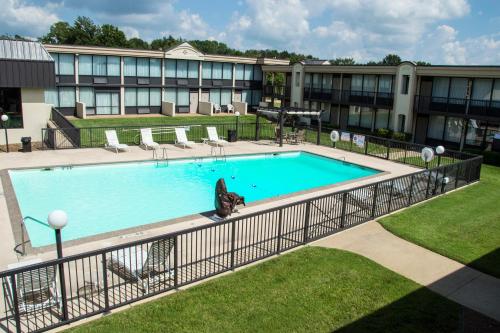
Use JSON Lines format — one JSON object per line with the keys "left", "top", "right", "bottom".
{"left": 70, "top": 115, "right": 260, "bottom": 128}
{"left": 379, "top": 165, "right": 500, "bottom": 278}
{"left": 66, "top": 247, "right": 462, "bottom": 333}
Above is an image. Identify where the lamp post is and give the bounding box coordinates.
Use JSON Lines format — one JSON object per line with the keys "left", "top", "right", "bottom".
{"left": 436, "top": 145, "right": 445, "bottom": 167}
{"left": 48, "top": 210, "right": 68, "bottom": 321}
{"left": 234, "top": 111, "right": 240, "bottom": 141}
{"left": 1, "top": 113, "right": 9, "bottom": 153}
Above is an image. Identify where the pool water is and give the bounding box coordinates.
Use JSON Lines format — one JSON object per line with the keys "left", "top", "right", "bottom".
{"left": 9, "top": 152, "right": 379, "bottom": 247}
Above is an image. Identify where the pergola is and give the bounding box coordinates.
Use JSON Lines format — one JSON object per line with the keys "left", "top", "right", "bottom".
{"left": 255, "top": 106, "right": 323, "bottom": 147}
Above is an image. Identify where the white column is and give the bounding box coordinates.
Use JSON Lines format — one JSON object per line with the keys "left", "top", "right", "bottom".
{"left": 120, "top": 57, "right": 125, "bottom": 115}
{"left": 161, "top": 58, "right": 165, "bottom": 103}
{"left": 75, "top": 54, "right": 79, "bottom": 104}
{"left": 198, "top": 61, "right": 203, "bottom": 102}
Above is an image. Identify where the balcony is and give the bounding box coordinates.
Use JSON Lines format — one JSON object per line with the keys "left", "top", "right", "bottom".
{"left": 263, "top": 85, "right": 291, "bottom": 99}
{"left": 414, "top": 95, "right": 500, "bottom": 120}
{"left": 304, "top": 88, "right": 394, "bottom": 108}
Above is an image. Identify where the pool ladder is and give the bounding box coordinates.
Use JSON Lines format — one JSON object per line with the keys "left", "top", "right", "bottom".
{"left": 210, "top": 145, "right": 226, "bottom": 162}
{"left": 153, "top": 147, "right": 169, "bottom": 166}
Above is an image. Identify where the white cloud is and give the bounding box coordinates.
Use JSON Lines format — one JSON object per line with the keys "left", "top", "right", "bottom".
{"left": 0, "top": 0, "right": 59, "bottom": 37}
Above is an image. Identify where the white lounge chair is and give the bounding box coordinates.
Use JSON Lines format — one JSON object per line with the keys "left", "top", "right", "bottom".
{"left": 206, "top": 127, "right": 228, "bottom": 147}
{"left": 4, "top": 259, "right": 60, "bottom": 314}
{"left": 174, "top": 128, "right": 195, "bottom": 148}
{"left": 226, "top": 104, "right": 234, "bottom": 113}
{"left": 105, "top": 130, "right": 129, "bottom": 153}
{"left": 140, "top": 128, "right": 160, "bottom": 150}
{"left": 213, "top": 104, "right": 221, "bottom": 114}
{"left": 108, "top": 239, "right": 175, "bottom": 293}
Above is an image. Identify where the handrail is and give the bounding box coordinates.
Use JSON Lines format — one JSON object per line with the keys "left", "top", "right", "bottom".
{"left": 15, "top": 216, "right": 51, "bottom": 256}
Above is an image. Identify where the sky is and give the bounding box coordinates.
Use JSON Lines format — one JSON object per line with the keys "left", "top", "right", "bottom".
{"left": 1, "top": 0, "right": 499, "bottom": 65}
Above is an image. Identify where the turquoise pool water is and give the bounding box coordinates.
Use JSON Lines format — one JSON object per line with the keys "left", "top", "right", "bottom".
{"left": 9, "top": 152, "right": 379, "bottom": 247}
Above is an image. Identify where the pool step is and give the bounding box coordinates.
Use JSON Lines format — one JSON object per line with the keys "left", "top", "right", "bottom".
{"left": 153, "top": 147, "right": 169, "bottom": 166}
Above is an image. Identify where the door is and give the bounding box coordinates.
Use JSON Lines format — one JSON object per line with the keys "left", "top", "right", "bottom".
{"left": 95, "top": 92, "right": 119, "bottom": 115}
{"left": 189, "top": 91, "right": 198, "bottom": 113}
{"left": 414, "top": 115, "right": 429, "bottom": 144}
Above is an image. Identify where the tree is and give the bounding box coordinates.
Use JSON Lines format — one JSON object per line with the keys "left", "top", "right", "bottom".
{"left": 330, "top": 57, "right": 356, "bottom": 65}
{"left": 71, "top": 17, "right": 100, "bottom": 45}
{"left": 127, "top": 38, "right": 150, "bottom": 50}
{"left": 151, "top": 36, "right": 183, "bottom": 50}
{"left": 415, "top": 61, "right": 431, "bottom": 66}
{"left": 39, "top": 21, "right": 73, "bottom": 44}
{"left": 380, "top": 54, "right": 402, "bottom": 66}
{"left": 95, "top": 24, "right": 128, "bottom": 48}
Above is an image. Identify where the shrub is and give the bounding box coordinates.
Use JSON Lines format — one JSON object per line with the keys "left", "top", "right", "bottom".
{"left": 392, "top": 131, "right": 412, "bottom": 142}
{"left": 376, "top": 128, "right": 391, "bottom": 138}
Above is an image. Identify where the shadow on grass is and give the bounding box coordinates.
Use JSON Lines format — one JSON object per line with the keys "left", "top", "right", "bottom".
{"left": 335, "top": 249, "right": 500, "bottom": 333}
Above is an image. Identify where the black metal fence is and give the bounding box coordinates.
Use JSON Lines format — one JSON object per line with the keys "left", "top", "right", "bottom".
{"left": 0, "top": 147, "right": 482, "bottom": 332}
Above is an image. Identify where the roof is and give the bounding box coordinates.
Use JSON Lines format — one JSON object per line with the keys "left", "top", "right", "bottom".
{"left": 0, "top": 39, "right": 53, "bottom": 61}
{"left": 302, "top": 59, "right": 330, "bottom": 65}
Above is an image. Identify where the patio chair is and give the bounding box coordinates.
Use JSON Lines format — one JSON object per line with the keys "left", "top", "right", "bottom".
{"left": 108, "top": 238, "right": 175, "bottom": 293}
{"left": 226, "top": 104, "right": 234, "bottom": 113}
{"left": 140, "top": 128, "right": 160, "bottom": 150}
{"left": 213, "top": 104, "right": 222, "bottom": 114}
{"left": 105, "top": 130, "right": 129, "bottom": 153}
{"left": 291, "top": 129, "right": 306, "bottom": 144}
{"left": 174, "top": 128, "right": 195, "bottom": 148}
{"left": 206, "top": 127, "right": 228, "bottom": 147}
{"left": 347, "top": 189, "right": 374, "bottom": 210}
{"left": 4, "top": 259, "right": 60, "bottom": 314}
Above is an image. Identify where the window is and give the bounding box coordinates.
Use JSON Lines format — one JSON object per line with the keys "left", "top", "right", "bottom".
{"left": 58, "top": 87, "right": 76, "bottom": 108}
{"left": 164, "top": 88, "right": 176, "bottom": 103}
{"left": 221, "top": 89, "right": 232, "bottom": 105}
{"left": 51, "top": 53, "right": 75, "bottom": 75}
{"left": 125, "top": 88, "right": 161, "bottom": 107}
{"left": 149, "top": 59, "right": 161, "bottom": 77}
{"left": 360, "top": 108, "right": 373, "bottom": 128}
{"left": 235, "top": 64, "right": 244, "bottom": 80}
{"left": 400, "top": 75, "right": 410, "bottom": 94}
{"left": 444, "top": 117, "right": 463, "bottom": 143}
{"left": 471, "top": 79, "right": 492, "bottom": 106}
{"left": 397, "top": 114, "right": 406, "bottom": 132}
{"left": 107, "top": 56, "right": 120, "bottom": 76}
{"left": 449, "top": 78, "right": 468, "bottom": 103}
{"left": 212, "top": 63, "right": 223, "bottom": 79}
{"left": 295, "top": 72, "right": 301, "bottom": 87}
{"left": 427, "top": 115, "right": 445, "bottom": 139}
{"left": 244, "top": 65, "right": 253, "bottom": 80}
{"left": 304, "top": 73, "right": 311, "bottom": 88}
{"left": 252, "top": 90, "right": 262, "bottom": 105}
{"left": 222, "top": 63, "right": 233, "bottom": 79}
{"left": 92, "top": 56, "right": 107, "bottom": 76}
{"left": 363, "top": 75, "right": 376, "bottom": 93}
{"left": 209, "top": 89, "right": 221, "bottom": 105}
{"left": 0, "top": 88, "right": 22, "bottom": 128}
{"left": 177, "top": 88, "right": 189, "bottom": 106}
{"left": 242, "top": 90, "right": 251, "bottom": 104}
{"left": 165, "top": 60, "right": 176, "bottom": 78}
{"left": 124, "top": 57, "right": 137, "bottom": 76}
{"left": 149, "top": 89, "right": 161, "bottom": 106}
{"left": 492, "top": 80, "right": 500, "bottom": 108}
{"left": 136, "top": 58, "right": 149, "bottom": 77}
{"left": 351, "top": 75, "right": 363, "bottom": 91}
{"left": 202, "top": 62, "right": 212, "bottom": 79}
{"left": 378, "top": 76, "right": 392, "bottom": 94}
{"left": 322, "top": 74, "right": 332, "bottom": 90}
{"left": 465, "top": 119, "right": 487, "bottom": 146}
{"left": 432, "top": 77, "right": 449, "bottom": 101}
{"left": 312, "top": 74, "right": 321, "bottom": 89}
{"left": 44, "top": 89, "right": 58, "bottom": 106}
{"left": 375, "top": 109, "right": 390, "bottom": 129}
{"left": 253, "top": 66, "right": 262, "bottom": 81}
{"left": 78, "top": 55, "right": 92, "bottom": 75}
{"left": 176, "top": 60, "right": 188, "bottom": 78}
{"left": 95, "top": 92, "right": 119, "bottom": 115}
{"left": 124, "top": 88, "right": 137, "bottom": 107}
{"left": 188, "top": 61, "right": 199, "bottom": 79}
{"left": 79, "top": 87, "right": 95, "bottom": 107}
{"left": 348, "top": 106, "right": 360, "bottom": 126}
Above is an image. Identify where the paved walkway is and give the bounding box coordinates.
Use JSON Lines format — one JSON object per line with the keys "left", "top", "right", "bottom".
{"left": 312, "top": 221, "right": 500, "bottom": 322}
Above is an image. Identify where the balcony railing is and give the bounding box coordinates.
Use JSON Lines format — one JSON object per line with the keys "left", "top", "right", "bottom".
{"left": 414, "top": 95, "right": 500, "bottom": 119}
{"left": 263, "top": 85, "right": 291, "bottom": 99}
{"left": 304, "top": 88, "right": 394, "bottom": 108}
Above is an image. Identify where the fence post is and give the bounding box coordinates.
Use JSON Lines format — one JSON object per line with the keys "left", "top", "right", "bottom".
{"left": 371, "top": 183, "right": 379, "bottom": 218}
{"left": 276, "top": 208, "right": 283, "bottom": 254}
{"left": 387, "top": 179, "right": 395, "bottom": 213}
{"left": 403, "top": 147, "right": 407, "bottom": 164}
{"left": 173, "top": 235, "right": 179, "bottom": 289}
{"left": 101, "top": 253, "right": 110, "bottom": 313}
{"left": 455, "top": 164, "right": 460, "bottom": 189}
{"left": 441, "top": 167, "right": 448, "bottom": 193}
{"left": 425, "top": 170, "right": 432, "bottom": 198}
{"left": 407, "top": 175, "right": 415, "bottom": 206}
{"left": 364, "top": 137, "right": 369, "bottom": 155}
{"left": 303, "top": 202, "right": 311, "bottom": 244}
{"left": 10, "top": 274, "right": 22, "bottom": 333}
{"left": 340, "top": 192, "right": 348, "bottom": 229}
{"left": 386, "top": 141, "right": 391, "bottom": 159}
{"left": 230, "top": 221, "right": 236, "bottom": 270}
{"left": 255, "top": 114, "right": 260, "bottom": 141}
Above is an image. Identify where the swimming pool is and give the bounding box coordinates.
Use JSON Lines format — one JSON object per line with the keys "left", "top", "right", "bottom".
{"left": 9, "top": 152, "right": 380, "bottom": 247}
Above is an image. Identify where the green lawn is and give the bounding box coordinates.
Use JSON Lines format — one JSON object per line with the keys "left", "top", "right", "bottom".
{"left": 67, "top": 247, "right": 462, "bottom": 333}
{"left": 380, "top": 165, "right": 500, "bottom": 278}
{"left": 70, "top": 115, "right": 260, "bottom": 128}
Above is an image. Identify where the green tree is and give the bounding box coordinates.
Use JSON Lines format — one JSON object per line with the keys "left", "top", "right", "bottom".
{"left": 39, "top": 21, "right": 73, "bottom": 44}
{"left": 150, "top": 36, "right": 183, "bottom": 50}
{"left": 127, "top": 38, "right": 150, "bottom": 49}
{"left": 330, "top": 57, "right": 356, "bottom": 65}
{"left": 95, "top": 24, "right": 128, "bottom": 48}
{"left": 415, "top": 61, "right": 431, "bottom": 66}
{"left": 380, "top": 54, "right": 402, "bottom": 65}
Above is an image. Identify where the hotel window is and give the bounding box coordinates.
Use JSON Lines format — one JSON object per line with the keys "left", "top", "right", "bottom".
{"left": 252, "top": 90, "right": 262, "bottom": 105}
{"left": 304, "top": 73, "right": 311, "bottom": 89}
{"left": 0, "top": 88, "right": 22, "bottom": 128}
{"left": 375, "top": 109, "right": 390, "bottom": 129}
{"left": 431, "top": 77, "right": 449, "bottom": 102}
{"left": 312, "top": 74, "right": 321, "bottom": 89}
{"left": 322, "top": 74, "right": 332, "bottom": 90}
{"left": 348, "top": 106, "right": 360, "bottom": 127}
{"left": 491, "top": 80, "right": 500, "bottom": 108}
{"left": 107, "top": 56, "right": 120, "bottom": 76}
{"left": 188, "top": 61, "right": 199, "bottom": 79}
{"left": 212, "top": 63, "right": 223, "bottom": 79}
{"left": 397, "top": 114, "right": 406, "bottom": 132}
{"left": 351, "top": 75, "right": 363, "bottom": 92}
{"left": 44, "top": 89, "right": 58, "bottom": 106}
{"left": 125, "top": 88, "right": 161, "bottom": 107}
{"left": 79, "top": 55, "right": 121, "bottom": 76}
{"left": 253, "top": 66, "right": 262, "bottom": 81}
{"left": 59, "top": 87, "right": 76, "bottom": 108}
{"left": 202, "top": 62, "right": 213, "bottom": 79}
{"left": 471, "top": 79, "right": 492, "bottom": 106}
{"left": 124, "top": 57, "right": 137, "bottom": 76}
{"left": 124, "top": 88, "right": 137, "bottom": 106}
{"left": 165, "top": 60, "right": 177, "bottom": 78}
{"left": 444, "top": 117, "right": 463, "bottom": 143}
{"left": 163, "top": 88, "right": 176, "bottom": 103}
{"left": 221, "top": 89, "right": 232, "bottom": 105}
{"left": 177, "top": 88, "right": 189, "bottom": 106}
{"left": 360, "top": 108, "right": 373, "bottom": 128}
{"left": 79, "top": 87, "right": 95, "bottom": 107}
{"left": 244, "top": 65, "right": 254, "bottom": 80}
{"left": 136, "top": 58, "right": 149, "bottom": 77}
{"left": 176, "top": 60, "right": 188, "bottom": 78}
{"left": 235, "top": 64, "right": 244, "bottom": 80}
{"left": 378, "top": 76, "right": 392, "bottom": 94}
{"left": 295, "top": 72, "right": 300, "bottom": 87}
{"left": 400, "top": 75, "right": 410, "bottom": 95}
{"left": 95, "top": 92, "right": 119, "bottom": 115}
{"left": 363, "top": 75, "right": 376, "bottom": 93}
{"left": 465, "top": 119, "right": 487, "bottom": 146}
{"left": 78, "top": 55, "right": 93, "bottom": 75}
{"left": 92, "top": 56, "right": 107, "bottom": 76}
{"left": 209, "top": 89, "right": 221, "bottom": 105}
{"left": 149, "top": 59, "right": 161, "bottom": 77}
{"left": 449, "top": 78, "right": 468, "bottom": 103}
{"left": 223, "top": 63, "right": 233, "bottom": 79}
{"left": 427, "top": 115, "right": 445, "bottom": 139}
{"left": 51, "top": 53, "right": 75, "bottom": 75}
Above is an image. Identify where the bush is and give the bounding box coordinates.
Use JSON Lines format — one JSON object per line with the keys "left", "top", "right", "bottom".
{"left": 391, "top": 131, "right": 412, "bottom": 142}
{"left": 483, "top": 151, "right": 500, "bottom": 166}
{"left": 376, "top": 128, "right": 392, "bottom": 138}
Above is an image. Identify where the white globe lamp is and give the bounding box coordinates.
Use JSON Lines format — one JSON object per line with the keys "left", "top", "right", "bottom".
{"left": 1, "top": 114, "right": 8, "bottom": 122}
{"left": 48, "top": 210, "right": 68, "bottom": 230}
{"left": 436, "top": 145, "right": 445, "bottom": 155}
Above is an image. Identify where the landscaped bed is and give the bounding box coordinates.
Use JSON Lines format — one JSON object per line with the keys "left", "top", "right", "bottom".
{"left": 380, "top": 165, "right": 500, "bottom": 279}
{"left": 66, "top": 247, "right": 464, "bottom": 333}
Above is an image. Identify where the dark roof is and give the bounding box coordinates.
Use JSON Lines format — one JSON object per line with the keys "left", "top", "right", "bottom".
{"left": 0, "top": 39, "right": 53, "bottom": 61}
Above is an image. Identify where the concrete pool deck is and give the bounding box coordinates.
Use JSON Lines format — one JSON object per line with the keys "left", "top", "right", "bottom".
{"left": 0, "top": 141, "right": 418, "bottom": 269}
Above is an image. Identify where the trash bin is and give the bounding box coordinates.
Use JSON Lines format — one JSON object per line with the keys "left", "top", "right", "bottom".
{"left": 21, "top": 136, "right": 32, "bottom": 152}
{"left": 227, "top": 129, "right": 237, "bottom": 142}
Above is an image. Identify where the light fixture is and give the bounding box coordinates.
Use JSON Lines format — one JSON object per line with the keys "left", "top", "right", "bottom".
{"left": 234, "top": 111, "right": 240, "bottom": 117}
{"left": 435, "top": 145, "right": 445, "bottom": 155}
{"left": 48, "top": 210, "right": 68, "bottom": 230}
{"left": 1, "top": 114, "right": 8, "bottom": 122}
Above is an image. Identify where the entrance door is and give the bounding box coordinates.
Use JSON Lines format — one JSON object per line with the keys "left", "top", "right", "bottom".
{"left": 95, "top": 92, "right": 119, "bottom": 115}
{"left": 189, "top": 91, "right": 199, "bottom": 113}
{"left": 414, "top": 115, "right": 429, "bottom": 144}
